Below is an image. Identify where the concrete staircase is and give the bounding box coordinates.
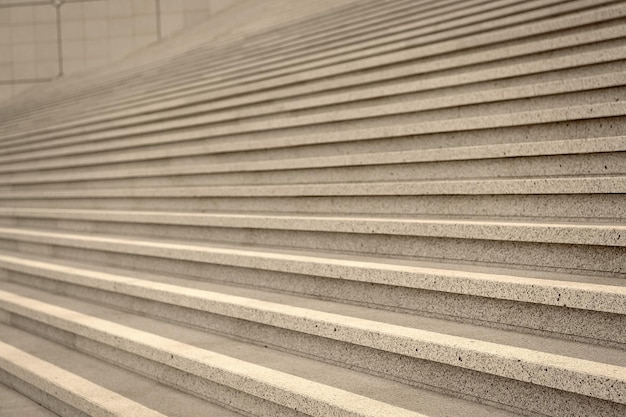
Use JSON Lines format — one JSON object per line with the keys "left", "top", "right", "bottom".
{"left": 0, "top": 0, "right": 624, "bottom": 416}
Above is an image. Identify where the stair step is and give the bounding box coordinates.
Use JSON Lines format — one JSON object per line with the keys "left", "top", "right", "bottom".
{"left": 20, "top": 34, "right": 622, "bottom": 145}
{"left": 1, "top": 0, "right": 624, "bottom": 415}
{"left": 1, "top": 176, "right": 624, "bottom": 197}
{"left": 0, "top": 276, "right": 623, "bottom": 417}
{"left": 0, "top": 209, "right": 624, "bottom": 278}
{"left": 0, "top": 339, "right": 170, "bottom": 417}
{"left": 76, "top": 1, "right": 621, "bottom": 119}
{"left": 1, "top": 102, "right": 623, "bottom": 175}
{"left": 1, "top": 208, "right": 624, "bottom": 246}
{"left": 1, "top": 192, "right": 622, "bottom": 221}
{"left": 0, "top": 136, "right": 624, "bottom": 189}
{"left": 1, "top": 63, "right": 623, "bottom": 161}
{"left": 1, "top": 251, "right": 624, "bottom": 354}
{"left": 0, "top": 324, "right": 251, "bottom": 417}
{"left": 0, "top": 229, "right": 624, "bottom": 345}
{"left": 0, "top": 284, "right": 523, "bottom": 417}
{"left": 81, "top": 4, "right": 625, "bottom": 126}
{"left": 0, "top": 380, "right": 58, "bottom": 417}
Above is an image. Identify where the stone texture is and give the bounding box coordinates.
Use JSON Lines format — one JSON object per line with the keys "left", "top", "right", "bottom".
{"left": 0, "top": 0, "right": 624, "bottom": 416}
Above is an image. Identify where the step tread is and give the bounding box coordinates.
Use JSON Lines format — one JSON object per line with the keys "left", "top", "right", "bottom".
{"left": 1, "top": 226, "right": 624, "bottom": 304}
{"left": 0, "top": 0, "right": 624, "bottom": 414}
{"left": 0, "top": 250, "right": 624, "bottom": 368}
{"left": 1, "top": 69, "right": 621, "bottom": 160}
{"left": 0, "top": 324, "right": 248, "bottom": 417}
{"left": 2, "top": 174, "right": 626, "bottom": 197}
{"left": 1, "top": 135, "right": 624, "bottom": 185}
{"left": 0, "top": 338, "right": 170, "bottom": 417}
{"left": 0, "top": 381, "right": 59, "bottom": 417}
{"left": 0, "top": 283, "right": 523, "bottom": 417}
{"left": 8, "top": 47, "right": 624, "bottom": 146}
{"left": 1, "top": 100, "right": 624, "bottom": 173}
{"left": 1, "top": 207, "right": 625, "bottom": 247}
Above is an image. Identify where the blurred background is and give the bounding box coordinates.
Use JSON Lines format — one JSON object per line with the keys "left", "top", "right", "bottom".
{"left": 0, "top": 0, "right": 239, "bottom": 103}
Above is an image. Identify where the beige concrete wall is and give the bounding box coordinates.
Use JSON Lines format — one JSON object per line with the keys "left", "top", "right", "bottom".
{"left": 0, "top": 0, "right": 240, "bottom": 103}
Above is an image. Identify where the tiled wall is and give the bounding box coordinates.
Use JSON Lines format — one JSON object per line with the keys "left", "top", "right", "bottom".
{"left": 0, "top": 0, "right": 239, "bottom": 103}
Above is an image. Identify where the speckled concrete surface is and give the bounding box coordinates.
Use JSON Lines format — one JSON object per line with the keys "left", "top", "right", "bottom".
{"left": 1, "top": 0, "right": 625, "bottom": 415}
{"left": 1, "top": 208, "right": 624, "bottom": 246}
{"left": 0, "top": 381, "right": 59, "bottom": 417}
{"left": 0, "top": 135, "right": 624, "bottom": 188}
{"left": 2, "top": 101, "right": 626, "bottom": 174}
{"left": 0, "top": 72, "right": 624, "bottom": 166}
{"left": 1, "top": 283, "right": 623, "bottom": 417}
{"left": 0, "top": 341, "right": 168, "bottom": 417}
{"left": 0, "top": 323, "right": 256, "bottom": 417}
{"left": 0, "top": 231, "right": 624, "bottom": 313}
{"left": 0, "top": 290, "right": 434, "bottom": 417}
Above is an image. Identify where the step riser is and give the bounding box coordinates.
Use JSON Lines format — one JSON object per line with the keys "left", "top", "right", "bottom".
{"left": 0, "top": 314, "right": 306, "bottom": 417}
{"left": 0, "top": 220, "right": 624, "bottom": 276}
{"left": 77, "top": 7, "right": 625, "bottom": 114}
{"left": 4, "top": 74, "right": 623, "bottom": 160}
{"left": 2, "top": 152, "right": 624, "bottom": 190}
{"left": 1, "top": 194, "right": 624, "bottom": 220}
{"left": 3, "top": 115, "right": 624, "bottom": 175}
{"left": 22, "top": 56, "right": 625, "bottom": 145}
{"left": 0, "top": 370, "right": 87, "bottom": 417}
{"left": 175, "top": 0, "right": 593, "bottom": 82}
{"left": 0, "top": 286, "right": 623, "bottom": 417}
{"left": 3, "top": 113, "right": 625, "bottom": 176}
{"left": 0, "top": 289, "right": 452, "bottom": 417}
{"left": 21, "top": 34, "right": 623, "bottom": 142}
{"left": 2, "top": 85, "right": 624, "bottom": 163}
{"left": 2, "top": 253, "right": 623, "bottom": 348}
{"left": 2, "top": 0, "right": 625, "bottom": 414}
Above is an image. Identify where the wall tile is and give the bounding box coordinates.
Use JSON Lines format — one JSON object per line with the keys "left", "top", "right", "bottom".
{"left": 34, "top": 22, "right": 56, "bottom": 41}
{"left": 0, "top": 62, "right": 12, "bottom": 79}
{"left": 83, "top": 18, "right": 109, "bottom": 39}
{"left": 64, "top": 58, "right": 85, "bottom": 74}
{"left": 109, "top": 17, "right": 133, "bottom": 36}
{"left": 0, "top": 9, "right": 10, "bottom": 24}
{"left": 34, "top": 4, "right": 55, "bottom": 23}
{"left": 9, "top": 6, "right": 33, "bottom": 24}
{"left": 107, "top": 0, "right": 133, "bottom": 18}
{"left": 0, "top": 44, "right": 11, "bottom": 62}
{"left": 36, "top": 59, "right": 58, "bottom": 77}
{"left": 85, "top": 0, "right": 108, "bottom": 18}
{"left": 63, "top": 39, "right": 85, "bottom": 59}
{"left": 11, "top": 24, "right": 35, "bottom": 44}
{"left": 61, "top": 2, "right": 83, "bottom": 20}
{"left": 132, "top": 0, "right": 154, "bottom": 15}
{"left": 12, "top": 42, "right": 35, "bottom": 62}
{"left": 160, "top": 1, "right": 185, "bottom": 13}
{"left": 35, "top": 42, "right": 58, "bottom": 61}
{"left": 0, "top": 28, "right": 10, "bottom": 46}
{"left": 62, "top": 19, "right": 84, "bottom": 41}
{"left": 84, "top": 38, "right": 109, "bottom": 58}
{"left": 134, "top": 15, "right": 156, "bottom": 36}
